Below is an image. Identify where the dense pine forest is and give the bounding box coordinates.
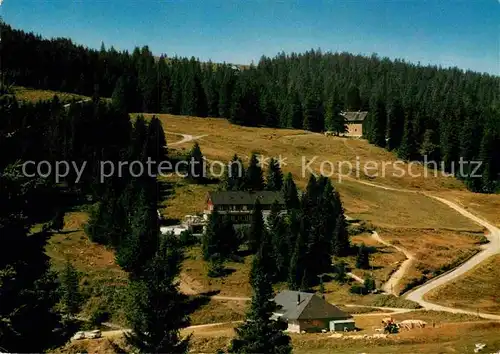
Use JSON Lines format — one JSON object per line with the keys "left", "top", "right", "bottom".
{"left": 3, "top": 22, "right": 499, "bottom": 192}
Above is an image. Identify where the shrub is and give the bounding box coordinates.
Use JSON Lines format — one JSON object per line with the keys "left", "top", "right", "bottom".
{"left": 89, "top": 306, "right": 110, "bottom": 326}
{"left": 179, "top": 230, "right": 198, "bottom": 247}
{"left": 350, "top": 284, "right": 368, "bottom": 295}
{"left": 370, "top": 295, "right": 421, "bottom": 309}
{"left": 207, "top": 255, "right": 225, "bottom": 278}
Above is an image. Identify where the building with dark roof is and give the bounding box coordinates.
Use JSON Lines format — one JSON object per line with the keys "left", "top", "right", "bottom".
{"left": 272, "top": 290, "right": 355, "bottom": 333}
{"left": 340, "top": 111, "right": 368, "bottom": 137}
{"left": 203, "top": 191, "right": 285, "bottom": 226}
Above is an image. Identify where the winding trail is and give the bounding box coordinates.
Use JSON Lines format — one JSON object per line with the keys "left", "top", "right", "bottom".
{"left": 341, "top": 178, "right": 500, "bottom": 319}
{"left": 371, "top": 231, "right": 414, "bottom": 295}
{"left": 166, "top": 131, "right": 207, "bottom": 146}
{"left": 404, "top": 194, "right": 500, "bottom": 320}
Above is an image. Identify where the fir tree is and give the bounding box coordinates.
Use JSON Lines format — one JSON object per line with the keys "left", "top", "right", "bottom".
{"left": 116, "top": 190, "right": 159, "bottom": 276}
{"left": 332, "top": 213, "right": 349, "bottom": 257}
{"left": 245, "top": 153, "right": 264, "bottom": 191}
{"left": 207, "top": 254, "right": 226, "bottom": 278}
{"left": 268, "top": 200, "right": 288, "bottom": 281}
{"left": 50, "top": 208, "right": 65, "bottom": 232}
{"left": 356, "top": 243, "right": 370, "bottom": 270}
{"left": 60, "top": 260, "right": 81, "bottom": 317}
{"left": 325, "top": 97, "right": 346, "bottom": 135}
{"left": 111, "top": 75, "right": 128, "bottom": 113}
{"left": 286, "top": 91, "right": 303, "bottom": 129}
{"left": 398, "top": 112, "right": 417, "bottom": 161}
{"left": 248, "top": 199, "right": 265, "bottom": 253}
{"left": 287, "top": 218, "right": 308, "bottom": 290}
{"left": 333, "top": 260, "right": 347, "bottom": 283}
{"left": 230, "top": 239, "right": 292, "bottom": 354}
{"left": 368, "top": 95, "right": 387, "bottom": 147}
{"left": 202, "top": 208, "right": 222, "bottom": 261}
{"left": 187, "top": 142, "right": 206, "bottom": 182}
{"left": 221, "top": 154, "right": 245, "bottom": 191}
{"left": 125, "top": 234, "right": 190, "bottom": 353}
{"left": 386, "top": 98, "right": 405, "bottom": 150}
{"left": 281, "top": 173, "right": 300, "bottom": 210}
{"left": 265, "top": 157, "right": 284, "bottom": 191}
{"left": 146, "top": 116, "right": 168, "bottom": 165}
{"left": 302, "top": 93, "right": 323, "bottom": 132}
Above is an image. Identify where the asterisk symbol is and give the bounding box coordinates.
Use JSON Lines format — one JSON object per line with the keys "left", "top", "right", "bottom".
{"left": 257, "top": 154, "right": 270, "bottom": 169}
{"left": 276, "top": 155, "right": 288, "bottom": 168}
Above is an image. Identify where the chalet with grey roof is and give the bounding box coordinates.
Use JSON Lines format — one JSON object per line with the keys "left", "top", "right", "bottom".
{"left": 272, "top": 290, "right": 355, "bottom": 333}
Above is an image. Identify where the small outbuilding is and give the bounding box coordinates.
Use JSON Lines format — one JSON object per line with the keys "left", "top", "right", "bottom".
{"left": 272, "top": 290, "right": 355, "bottom": 333}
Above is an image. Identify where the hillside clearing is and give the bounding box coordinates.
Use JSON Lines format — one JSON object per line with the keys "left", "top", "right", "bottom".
{"left": 439, "top": 190, "right": 500, "bottom": 228}
{"left": 379, "top": 228, "right": 484, "bottom": 295}
{"left": 45, "top": 211, "right": 128, "bottom": 325}
{"left": 425, "top": 255, "right": 500, "bottom": 315}
{"left": 12, "top": 86, "right": 89, "bottom": 103}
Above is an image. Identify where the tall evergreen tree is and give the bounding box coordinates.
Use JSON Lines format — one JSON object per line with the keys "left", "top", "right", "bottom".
{"left": 221, "top": 154, "right": 245, "bottom": 191}
{"left": 268, "top": 200, "right": 288, "bottom": 281}
{"left": 111, "top": 75, "right": 129, "bottom": 113}
{"left": 356, "top": 243, "right": 370, "bottom": 269}
{"left": 281, "top": 173, "right": 300, "bottom": 210}
{"left": 386, "top": 98, "right": 405, "bottom": 150}
{"left": 245, "top": 153, "right": 264, "bottom": 191}
{"left": 202, "top": 208, "right": 222, "bottom": 261}
{"left": 187, "top": 142, "right": 206, "bottom": 182}
{"left": 60, "top": 260, "right": 81, "bottom": 317}
{"left": 50, "top": 208, "right": 65, "bottom": 232}
{"left": 125, "top": 234, "right": 190, "bottom": 353}
{"left": 265, "top": 157, "right": 284, "bottom": 191}
{"left": 398, "top": 112, "right": 417, "bottom": 161}
{"left": 116, "top": 190, "right": 159, "bottom": 276}
{"left": 302, "top": 93, "right": 323, "bottom": 132}
{"left": 248, "top": 199, "right": 265, "bottom": 253}
{"left": 286, "top": 91, "right": 303, "bottom": 129}
{"left": 230, "top": 238, "right": 292, "bottom": 354}
{"left": 324, "top": 97, "right": 346, "bottom": 135}
{"left": 332, "top": 213, "right": 349, "bottom": 257}
{"left": 146, "top": 116, "right": 168, "bottom": 165}
{"left": 368, "top": 95, "right": 387, "bottom": 147}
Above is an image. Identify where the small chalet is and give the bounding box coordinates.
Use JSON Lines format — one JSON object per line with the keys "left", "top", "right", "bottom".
{"left": 341, "top": 111, "right": 368, "bottom": 137}
{"left": 272, "top": 290, "right": 355, "bottom": 333}
{"left": 204, "top": 191, "right": 285, "bottom": 226}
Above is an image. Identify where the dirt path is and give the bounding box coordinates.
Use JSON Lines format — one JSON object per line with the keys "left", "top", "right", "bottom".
{"left": 342, "top": 177, "right": 500, "bottom": 319}
{"left": 100, "top": 321, "right": 244, "bottom": 339}
{"left": 63, "top": 98, "right": 91, "bottom": 108}
{"left": 347, "top": 272, "right": 365, "bottom": 284}
{"left": 404, "top": 194, "right": 500, "bottom": 320}
{"left": 166, "top": 131, "right": 207, "bottom": 146}
{"left": 281, "top": 132, "right": 322, "bottom": 139}
{"left": 371, "top": 231, "right": 414, "bottom": 295}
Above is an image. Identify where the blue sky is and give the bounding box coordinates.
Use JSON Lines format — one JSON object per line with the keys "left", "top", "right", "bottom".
{"left": 2, "top": 0, "right": 499, "bottom": 74}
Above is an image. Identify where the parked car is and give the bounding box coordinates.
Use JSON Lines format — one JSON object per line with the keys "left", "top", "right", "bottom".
{"left": 86, "top": 330, "right": 102, "bottom": 339}
{"left": 71, "top": 331, "right": 86, "bottom": 341}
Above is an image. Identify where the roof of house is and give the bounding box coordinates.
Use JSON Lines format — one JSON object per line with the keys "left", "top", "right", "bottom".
{"left": 341, "top": 111, "right": 368, "bottom": 122}
{"left": 273, "top": 290, "right": 352, "bottom": 321}
{"left": 207, "top": 191, "right": 284, "bottom": 206}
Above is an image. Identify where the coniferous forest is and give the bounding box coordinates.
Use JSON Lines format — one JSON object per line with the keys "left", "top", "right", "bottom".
{"left": 3, "top": 22, "right": 500, "bottom": 192}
